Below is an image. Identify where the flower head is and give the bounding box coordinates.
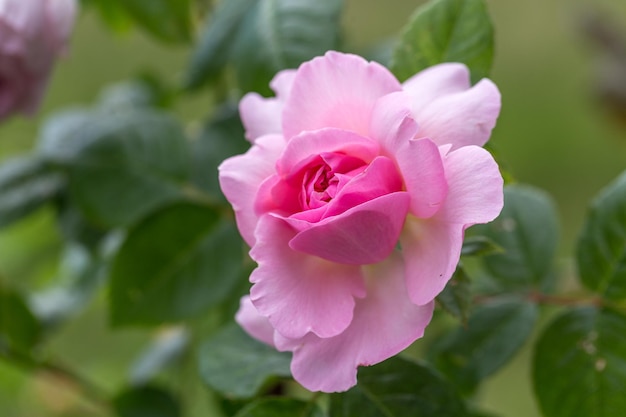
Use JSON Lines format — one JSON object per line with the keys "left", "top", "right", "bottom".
{"left": 219, "top": 51, "right": 504, "bottom": 392}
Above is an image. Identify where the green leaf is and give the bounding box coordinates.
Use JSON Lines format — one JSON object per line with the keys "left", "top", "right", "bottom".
{"left": 391, "top": 0, "right": 494, "bottom": 84}
{"left": 330, "top": 356, "right": 468, "bottom": 417}
{"left": 533, "top": 307, "right": 626, "bottom": 417}
{"left": 436, "top": 265, "right": 472, "bottom": 322}
{"left": 577, "top": 170, "right": 626, "bottom": 300}
{"left": 199, "top": 324, "right": 292, "bottom": 398}
{"left": 129, "top": 327, "right": 189, "bottom": 385}
{"left": 232, "top": 0, "right": 343, "bottom": 94}
{"left": 0, "top": 285, "right": 41, "bottom": 351}
{"left": 430, "top": 297, "right": 538, "bottom": 394}
{"left": 39, "top": 109, "right": 190, "bottom": 227}
{"left": 190, "top": 104, "right": 248, "bottom": 199}
{"left": 461, "top": 236, "right": 502, "bottom": 257}
{"left": 234, "top": 398, "right": 325, "bottom": 417}
{"left": 472, "top": 185, "right": 559, "bottom": 292}
{"left": 110, "top": 203, "right": 244, "bottom": 326}
{"left": 113, "top": 385, "right": 181, "bottom": 417}
{"left": 118, "top": 0, "right": 192, "bottom": 43}
{"left": 0, "top": 156, "right": 64, "bottom": 229}
{"left": 184, "top": 0, "right": 257, "bottom": 90}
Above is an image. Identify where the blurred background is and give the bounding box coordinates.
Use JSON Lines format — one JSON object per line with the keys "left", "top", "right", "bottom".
{"left": 0, "top": 0, "right": 625, "bottom": 416}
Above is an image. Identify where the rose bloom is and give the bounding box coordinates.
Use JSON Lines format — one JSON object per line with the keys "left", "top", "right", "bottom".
{"left": 219, "top": 51, "right": 503, "bottom": 392}
{"left": 0, "top": 0, "right": 76, "bottom": 119}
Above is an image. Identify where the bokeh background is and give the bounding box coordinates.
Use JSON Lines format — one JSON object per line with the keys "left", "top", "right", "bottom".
{"left": 1, "top": 0, "right": 625, "bottom": 416}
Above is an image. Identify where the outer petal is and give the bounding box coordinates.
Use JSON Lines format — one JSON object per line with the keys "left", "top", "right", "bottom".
{"left": 282, "top": 51, "right": 401, "bottom": 139}
{"left": 239, "top": 69, "right": 296, "bottom": 142}
{"left": 402, "top": 63, "right": 471, "bottom": 115}
{"left": 369, "top": 91, "right": 419, "bottom": 153}
{"left": 0, "top": 0, "right": 46, "bottom": 42}
{"left": 235, "top": 296, "right": 275, "bottom": 347}
{"left": 400, "top": 217, "right": 463, "bottom": 306}
{"left": 44, "top": 0, "right": 77, "bottom": 51}
{"left": 437, "top": 145, "right": 504, "bottom": 225}
{"left": 276, "top": 253, "right": 435, "bottom": 392}
{"left": 218, "top": 134, "right": 284, "bottom": 246}
{"left": 249, "top": 215, "right": 366, "bottom": 339}
{"left": 414, "top": 79, "right": 501, "bottom": 149}
{"left": 289, "top": 192, "right": 410, "bottom": 265}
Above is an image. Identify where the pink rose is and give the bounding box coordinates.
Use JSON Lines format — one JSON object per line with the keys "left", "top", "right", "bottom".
{"left": 0, "top": 0, "right": 76, "bottom": 119}
{"left": 219, "top": 51, "right": 504, "bottom": 392}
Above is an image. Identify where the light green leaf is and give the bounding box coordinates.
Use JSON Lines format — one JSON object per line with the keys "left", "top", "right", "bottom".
{"left": 109, "top": 203, "right": 244, "bottom": 326}
{"left": 129, "top": 327, "right": 189, "bottom": 385}
{"left": 330, "top": 356, "right": 468, "bottom": 417}
{"left": 391, "top": 0, "right": 494, "bottom": 83}
{"left": 577, "top": 170, "right": 626, "bottom": 300}
{"left": 533, "top": 307, "right": 626, "bottom": 417}
{"left": 199, "top": 324, "right": 292, "bottom": 398}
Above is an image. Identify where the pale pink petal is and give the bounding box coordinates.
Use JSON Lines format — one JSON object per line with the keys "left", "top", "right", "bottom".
{"left": 276, "top": 128, "right": 379, "bottom": 175}
{"left": 276, "top": 253, "right": 435, "bottom": 392}
{"left": 249, "top": 215, "right": 366, "bottom": 339}
{"left": 235, "top": 296, "right": 275, "bottom": 347}
{"left": 44, "top": 0, "right": 77, "bottom": 50}
{"left": 0, "top": 0, "right": 46, "bottom": 41}
{"left": 414, "top": 79, "right": 501, "bottom": 149}
{"left": 239, "top": 69, "right": 296, "bottom": 142}
{"left": 289, "top": 192, "right": 410, "bottom": 265}
{"left": 437, "top": 145, "right": 504, "bottom": 225}
{"left": 400, "top": 217, "right": 463, "bottom": 305}
{"left": 282, "top": 51, "right": 401, "bottom": 138}
{"left": 218, "top": 134, "right": 285, "bottom": 246}
{"left": 402, "top": 63, "right": 471, "bottom": 115}
{"left": 368, "top": 91, "right": 418, "bottom": 153}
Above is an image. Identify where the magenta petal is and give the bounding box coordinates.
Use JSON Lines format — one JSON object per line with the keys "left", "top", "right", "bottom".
{"left": 437, "top": 145, "right": 504, "bottom": 225}
{"left": 401, "top": 217, "right": 463, "bottom": 305}
{"left": 218, "top": 134, "right": 285, "bottom": 246}
{"left": 249, "top": 215, "right": 366, "bottom": 339}
{"left": 276, "top": 253, "right": 435, "bottom": 392}
{"left": 369, "top": 91, "right": 419, "bottom": 153}
{"left": 402, "top": 63, "right": 471, "bottom": 115}
{"left": 239, "top": 69, "right": 296, "bottom": 142}
{"left": 289, "top": 192, "right": 410, "bottom": 265}
{"left": 282, "top": 51, "right": 401, "bottom": 139}
{"left": 414, "top": 79, "right": 501, "bottom": 149}
{"left": 235, "top": 296, "right": 276, "bottom": 347}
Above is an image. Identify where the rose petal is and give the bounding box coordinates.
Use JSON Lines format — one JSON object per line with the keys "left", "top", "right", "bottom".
{"left": 218, "top": 134, "right": 285, "bottom": 246}
{"left": 235, "top": 296, "right": 276, "bottom": 347}
{"left": 250, "top": 215, "right": 366, "bottom": 339}
{"left": 369, "top": 91, "right": 419, "bottom": 153}
{"left": 44, "top": 0, "right": 76, "bottom": 50}
{"left": 414, "top": 79, "right": 501, "bottom": 149}
{"left": 275, "top": 253, "right": 435, "bottom": 392}
{"left": 402, "top": 63, "right": 471, "bottom": 115}
{"left": 239, "top": 69, "right": 296, "bottom": 142}
{"left": 289, "top": 192, "right": 410, "bottom": 265}
{"left": 282, "top": 51, "right": 401, "bottom": 139}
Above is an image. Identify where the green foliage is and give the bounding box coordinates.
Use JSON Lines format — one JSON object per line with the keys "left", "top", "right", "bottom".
{"left": 129, "top": 328, "right": 189, "bottom": 385}
{"left": 431, "top": 297, "right": 538, "bottom": 394}
{"left": 233, "top": 398, "right": 325, "bottom": 417}
{"left": 436, "top": 266, "right": 472, "bottom": 322}
{"left": 109, "top": 203, "right": 243, "bottom": 326}
{"left": 199, "top": 324, "right": 291, "bottom": 398}
{"left": 577, "top": 171, "right": 626, "bottom": 300}
{"left": 0, "top": 285, "right": 41, "bottom": 352}
{"left": 113, "top": 385, "right": 182, "bottom": 417}
{"left": 391, "top": 0, "right": 494, "bottom": 83}
{"left": 330, "top": 357, "right": 468, "bottom": 417}
{"left": 533, "top": 307, "right": 626, "bottom": 417}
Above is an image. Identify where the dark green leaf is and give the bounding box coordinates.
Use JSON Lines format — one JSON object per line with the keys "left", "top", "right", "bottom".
{"left": 391, "top": 0, "right": 494, "bottom": 84}
{"left": 110, "top": 203, "right": 243, "bottom": 326}
{"left": 330, "top": 356, "right": 468, "bottom": 417}
{"left": 232, "top": 0, "right": 343, "bottom": 94}
{"left": 0, "top": 285, "right": 41, "bottom": 351}
{"left": 436, "top": 265, "right": 472, "bottom": 322}
{"left": 0, "top": 156, "right": 64, "bottom": 228}
{"left": 190, "top": 104, "right": 248, "bottom": 199}
{"left": 533, "top": 307, "right": 626, "bottom": 417}
{"left": 199, "top": 324, "right": 291, "bottom": 398}
{"left": 129, "top": 327, "right": 189, "bottom": 385}
{"left": 113, "top": 385, "right": 181, "bottom": 417}
{"left": 234, "top": 398, "right": 324, "bottom": 417}
{"left": 117, "top": 0, "right": 192, "bottom": 43}
{"left": 184, "top": 0, "right": 257, "bottom": 90}
{"left": 472, "top": 185, "right": 559, "bottom": 292}
{"left": 39, "top": 109, "right": 190, "bottom": 227}
{"left": 577, "top": 170, "right": 626, "bottom": 300}
{"left": 461, "top": 236, "right": 502, "bottom": 257}
{"left": 430, "top": 297, "right": 538, "bottom": 394}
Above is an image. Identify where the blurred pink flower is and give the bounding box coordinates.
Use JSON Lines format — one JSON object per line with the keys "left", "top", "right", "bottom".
{"left": 219, "top": 51, "right": 504, "bottom": 392}
{"left": 0, "top": 0, "right": 76, "bottom": 120}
